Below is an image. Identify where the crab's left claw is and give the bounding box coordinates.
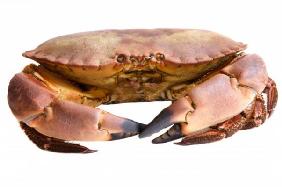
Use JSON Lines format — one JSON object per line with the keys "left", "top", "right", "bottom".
{"left": 139, "top": 97, "right": 194, "bottom": 139}
{"left": 140, "top": 54, "right": 273, "bottom": 145}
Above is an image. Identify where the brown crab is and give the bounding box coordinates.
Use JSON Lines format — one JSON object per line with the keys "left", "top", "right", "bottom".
{"left": 8, "top": 29, "right": 277, "bottom": 153}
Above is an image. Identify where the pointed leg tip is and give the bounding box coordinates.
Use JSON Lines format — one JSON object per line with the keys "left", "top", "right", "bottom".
{"left": 174, "top": 142, "right": 182, "bottom": 145}
{"left": 268, "top": 109, "right": 274, "bottom": 118}
{"left": 174, "top": 141, "right": 189, "bottom": 146}
{"left": 83, "top": 149, "right": 97, "bottom": 154}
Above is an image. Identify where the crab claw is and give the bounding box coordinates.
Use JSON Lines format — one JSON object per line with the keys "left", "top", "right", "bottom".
{"left": 140, "top": 54, "right": 269, "bottom": 143}
{"left": 8, "top": 73, "right": 145, "bottom": 144}
{"left": 25, "top": 100, "right": 146, "bottom": 142}
{"left": 139, "top": 97, "right": 194, "bottom": 138}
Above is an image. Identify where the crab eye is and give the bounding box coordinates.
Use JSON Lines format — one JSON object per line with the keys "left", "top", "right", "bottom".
{"left": 144, "top": 54, "right": 154, "bottom": 61}
{"left": 117, "top": 54, "right": 126, "bottom": 63}
{"left": 156, "top": 53, "right": 165, "bottom": 61}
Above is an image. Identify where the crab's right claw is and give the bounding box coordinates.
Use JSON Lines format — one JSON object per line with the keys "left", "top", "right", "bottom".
{"left": 8, "top": 72, "right": 145, "bottom": 153}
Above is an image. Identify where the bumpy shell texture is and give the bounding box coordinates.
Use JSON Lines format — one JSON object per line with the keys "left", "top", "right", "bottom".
{"left": 23, "top": 29, "right": 246, "bottom": 67}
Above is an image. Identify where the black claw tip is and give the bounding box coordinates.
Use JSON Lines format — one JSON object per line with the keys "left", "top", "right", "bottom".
{"left": 139, "top": 109, "right": 174, "bottom": 138}
{"left": 152, "top": 124, "right": 183, "bottom": 144}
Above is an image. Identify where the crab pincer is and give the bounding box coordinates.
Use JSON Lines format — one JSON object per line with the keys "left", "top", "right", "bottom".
{"left": 8, "top": 69, "right": 145, "bottom": 153}
{"left": 140, "top": 54, "right": 277, "bottom": 145}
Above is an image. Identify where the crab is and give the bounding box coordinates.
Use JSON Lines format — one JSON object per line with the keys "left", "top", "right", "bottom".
{"left": 8, "top": 29, "right": 277, "bottom": 153}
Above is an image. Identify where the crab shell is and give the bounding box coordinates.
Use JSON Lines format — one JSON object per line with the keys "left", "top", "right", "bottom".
{"left": 23, "top": 29, "right": 246, "bottom": 82}
{"left": 8, "top": 29, "right": 274, "bottom": 152}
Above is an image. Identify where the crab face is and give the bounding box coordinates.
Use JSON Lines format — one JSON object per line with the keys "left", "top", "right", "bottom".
{"left": 8, "top": 29, "right": 277, "bottom": 153}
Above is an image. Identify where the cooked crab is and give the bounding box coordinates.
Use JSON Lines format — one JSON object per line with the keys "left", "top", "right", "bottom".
{"left": 8, "top": 29, "right": 277, "bottom": 153}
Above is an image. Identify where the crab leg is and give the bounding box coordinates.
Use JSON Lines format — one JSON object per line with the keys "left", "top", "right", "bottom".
{"left": 241, "top": 95, "right": 267, "bottom": 130}
{"left": 8, "top": 72, "right": 145, "bottom": 152}
{"left": 264, "top": 77, "right": 278, "bottom": 117}
{"left": 20, "top": 122, "right": 95, "bottom": 153}
{"left": 140, "top": 54, "right": 270, "bottom": 143}
{"left": 176, "top": 114, "right": 246, "bottom": 145}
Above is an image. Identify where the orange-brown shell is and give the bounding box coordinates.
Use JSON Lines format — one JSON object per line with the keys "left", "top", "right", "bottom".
{"left": 23, "top": 29, "right": 246, "bottom": 67}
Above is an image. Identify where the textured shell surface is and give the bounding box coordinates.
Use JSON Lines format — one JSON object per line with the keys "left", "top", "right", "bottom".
{"left": 23, "top": 29, "right": 246, "bottom": 67}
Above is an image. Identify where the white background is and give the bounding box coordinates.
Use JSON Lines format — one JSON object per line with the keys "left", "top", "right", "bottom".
{"left": 0, "top": 0, "right": 281, "bottom": 186}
